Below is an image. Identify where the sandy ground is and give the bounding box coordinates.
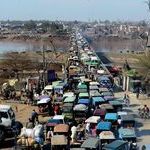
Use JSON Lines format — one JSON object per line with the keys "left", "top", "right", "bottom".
{"left": 0, "top": 100, "right": 37, "bottom": 125}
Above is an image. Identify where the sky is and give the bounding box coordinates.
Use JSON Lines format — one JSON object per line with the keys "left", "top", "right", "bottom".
{"left": 0, "top": 0, "right": 149, "bottom": 21}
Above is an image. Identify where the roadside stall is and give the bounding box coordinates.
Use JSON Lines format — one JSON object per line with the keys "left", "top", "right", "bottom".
{"left": 81, "top": 137, "right": 100, "bottom": 150}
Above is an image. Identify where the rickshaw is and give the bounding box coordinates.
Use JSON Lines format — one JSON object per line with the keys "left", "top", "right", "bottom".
{"left": 93, "top": 109, "right": 106, "bottom": 120}
{"left": 85, "top": 116, "right": 101, "bottom": 136}
{"left": 90, "top": 81, "right": 100, "bottom": 86}
{"left": 46, "top": 118, "right": 63, "bottom": 140}
{"left": 96, "top": 122, "right": 112, "bottom": 135}
{"left": 53, "top": 115, "right": 65, "bottom": 124}
{"left": 90, "top": 90, "right": 101, "bottom": 97}
{"left": 81, "top": 137, "right": 100, "bottom": 150}
{"left": 63, "top": 92, "right": 75, "bottom": 99}
{"left": 117, "top": 111, "right": 127, "bottom": 125}
{"left": 37, "top": 97, "right": 52, "bottom": 116}
{"left": 120, "top": 114, "right": 135, "bottom": 128}
{"left": 64, "top": 96, "right": 76, "bottom": 104}
{"left": 54, "top": 124, "right": 69, "bottom": 136}
{"left": 99, "top": 88, "right": 109, "bottom": 93}
{"left": 62, "top": 103, "right": 74, "bottom": 122}
{"left": 100, "top": 104, "right": 114, "bottom": 113}
{"left": 73, "top": 104, "right": 88, "bottom": 121}
{"left": 78, "top": 98, "right": 90, "bottom": 106}
{"left": 51, "top": 135, "right": 68, "bottom": 150}
{"left": 77, "top": 83, "right": 88, "bottom": 92}
{"left": 54, "top": 84, "right": 64, "bottom": 94}
{"left": 109, "top": 101, "right": 123, "bottom": 112}
{"left": 101, "top": 91, "right": 114, "bottom": 101}
{"left": 78, "top": 92, "right": 89, "bottom": 99}
{"left": 118, "top": 128, "right": 136, "bottom": 142}
{"left": 104, "top": 113, "right": 118, "bottom": 129}
{"left": 92, "top": 97, "right": 105, "bottom": 106}
{"left": 103, "top": 140, "right": 128, "bottom": 150}
{"left": 89, "top": 85, "right": 99, "bottom": 91}
{"left": 99, "top": 131, "right": 115, "bottom": 147}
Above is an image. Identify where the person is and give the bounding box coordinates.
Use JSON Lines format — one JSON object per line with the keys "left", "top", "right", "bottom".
{"left": 135, "top": 87, "right": 140, "bottom": 99}
{"left": 142, "top": 105, "right": 149, "bottom": 118}
{"left": 85, "top": 123, "right": 90, "bottom": 134}
{"left": 71, "top": 125, "right": 77, "bottom": 143}
{"left": 31, "top": 109, "right": 38, "bottom": 126}
{"left": 123, "top": 93, "right": 130, "bottom": 107}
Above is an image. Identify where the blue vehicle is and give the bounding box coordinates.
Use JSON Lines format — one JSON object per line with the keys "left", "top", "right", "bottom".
{"left": 78, "top": 98, "right": 90, "bottom": 106}
{"left": 96, "top": 122, "right": 112, "bottom": 134}
{"left": 92, "top": 96, "right": 105, "bottom": 106}
{"left": 105, "top": 113, "right": 118, "bottom": 128}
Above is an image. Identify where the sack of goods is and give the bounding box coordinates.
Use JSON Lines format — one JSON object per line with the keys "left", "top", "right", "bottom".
{"left": 17, "top": 137, "right": 36, "bottom": 146}
{"left": 33, "top": 124, "right": 44, "bottom": 138}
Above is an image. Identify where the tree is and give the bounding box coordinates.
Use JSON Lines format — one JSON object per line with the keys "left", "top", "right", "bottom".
{"left": 24, "top": 20, "right": 37, "bottom": 30}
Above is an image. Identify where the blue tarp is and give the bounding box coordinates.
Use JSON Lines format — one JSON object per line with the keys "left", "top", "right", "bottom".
{"left": 92, "top": 97, "right": 105, "bottom": 105}
{"left": 96, "top": 122, "right": 112, "bottom": 131}
{"left": 78, "top": 98, "right": 90, "bottom": 105}
{"left": 105, "top": 113, "right": 118, "bottom": 121}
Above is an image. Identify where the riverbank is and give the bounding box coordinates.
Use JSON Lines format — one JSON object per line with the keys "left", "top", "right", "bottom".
{"left": 0, "top": 34, "right": 70, "bottom": 53}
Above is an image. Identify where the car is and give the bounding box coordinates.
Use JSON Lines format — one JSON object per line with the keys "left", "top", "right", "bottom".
{"left": 0, "top": 105, "right": 22, "bottom": 142}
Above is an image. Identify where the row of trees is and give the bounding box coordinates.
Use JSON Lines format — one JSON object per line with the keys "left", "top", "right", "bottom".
{"left": 23, "top": 20, "right": 68, "bottom": 34}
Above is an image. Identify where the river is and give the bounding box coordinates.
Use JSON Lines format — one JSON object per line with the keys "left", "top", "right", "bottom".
{"left": 0, "top": 41, "right": 66, "bottom": 53}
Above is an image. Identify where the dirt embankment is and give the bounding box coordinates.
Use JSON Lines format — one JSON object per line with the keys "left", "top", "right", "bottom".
{"left": 0, "top": 34, "right": 70, "bottom": 50}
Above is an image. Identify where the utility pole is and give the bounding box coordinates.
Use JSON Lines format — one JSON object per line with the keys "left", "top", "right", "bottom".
{"left": 42, "top": 44, "right": 46, "bottom": 89}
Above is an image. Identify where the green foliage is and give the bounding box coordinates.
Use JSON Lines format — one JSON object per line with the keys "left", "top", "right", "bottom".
{"left": 137, "top": 52, "right": 150, "bottom": 69}
{"left": 24, "top": 20, "right": 37, "bottom": 30}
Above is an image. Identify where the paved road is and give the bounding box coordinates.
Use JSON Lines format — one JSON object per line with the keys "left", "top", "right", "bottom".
{"left": 115, "top": 91, "right": 150, "bottom": 147}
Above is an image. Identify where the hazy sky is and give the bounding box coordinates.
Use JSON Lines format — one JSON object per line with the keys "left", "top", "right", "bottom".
{"left": 0, "top": 0, "right": 149, "bottom": 21}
